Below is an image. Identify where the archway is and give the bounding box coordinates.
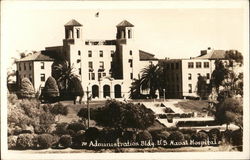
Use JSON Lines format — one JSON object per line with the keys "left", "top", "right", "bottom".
{"left": 103, "top": 85, "right": 110, "bottom": 98}
{"left": 92, "top": 85, "right": 99, "bottom": 98}
{"left": 114, "top": 84, "right": 122, "bottom": 98}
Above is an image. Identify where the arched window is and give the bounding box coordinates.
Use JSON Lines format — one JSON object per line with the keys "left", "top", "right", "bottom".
{"left": 128, "top": 29, "right": 132, "bottom": 39}
{"left": 114, "top": 84, "right": 122, "bottom": 98}
{"left": 92, "top": 85, "right": 99, "bottom": 98}
{"left": 103, "top": 85, "right": 110, "bottom": 98}
{"left": 76, "top": 29, "right": 80, "bottom": 38}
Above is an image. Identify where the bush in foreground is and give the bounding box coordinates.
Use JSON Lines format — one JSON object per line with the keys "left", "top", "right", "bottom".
{"left": 16, "top": 134, "right": 37, "bottom": 149}
{"left": 58, "top": 135, "right": 72, "bottom": 148}
{"left": 8, "top": 135, "right": 18, "bottom": 149}
{"left": 34, "top": 134, "right": 54, "bottom": 149}
{"left": 136, "top": 130, "right": 152, "bottom": 143}
{"left": 167, "top": 131, "right": 185, "bottom": 143}
{"left": 19, "top": 78, "right": 35, "bottom": 98}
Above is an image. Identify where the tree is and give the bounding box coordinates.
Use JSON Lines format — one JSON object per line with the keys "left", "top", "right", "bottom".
{"left": 19, "top": 78, "right": 35, "bottom": 98}
{"left": 197, "top": 75, "right": 211, "bottom": 100}
{"left": 41, "top": 76, "right": 59, "bottom": 102}
{"left": 50, "top": 103, "right": 68, "bottom": 122}
{"left": 87, "top": 100, "right": 156, "bottom": 130}
{"left": 215, "top": 98, "right": 243, "bottom": 129}
{"left": 129, "top": 78, "right": 142, "bottom": 99}
{"left": 140, "top": 64, "right": 164, "bottom": 98}
{"left": 68, "top": 77, "right": 84, "bottom": 104}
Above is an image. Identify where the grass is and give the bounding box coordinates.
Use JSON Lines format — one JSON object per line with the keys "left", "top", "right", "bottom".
{"left": 174, "top": 100, "right": 209, "bottom": 116}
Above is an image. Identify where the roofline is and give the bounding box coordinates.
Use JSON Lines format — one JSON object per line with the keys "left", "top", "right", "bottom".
{"left": 15, "top": 60, "right": 54, "bottom": 63}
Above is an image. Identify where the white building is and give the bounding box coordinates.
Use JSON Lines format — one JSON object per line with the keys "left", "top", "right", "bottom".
{"left": 16, "top": 19, "right": 158, "bottom": 99}
{"left": 161, "top": 48, "right": 228, "bottom": 99}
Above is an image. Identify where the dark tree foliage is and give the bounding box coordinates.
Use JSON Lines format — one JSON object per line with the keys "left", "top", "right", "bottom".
{"left": 68, "top": 77, "right": 84, "bottom": 97}
{"left": 215, "top": 98, "right": 243, "bottom": 129}
{"left": 87, "top": 100, "right": 156, "bottom": 130}
{"left": 129, "top": 78, "right": 142, "bottom": 99}
{"left": 140, "top": 64, "right": 164, "bottom": 98}
{"left": 225, "top": 50, "right": 243, "bottom": 66}
{"left": 41, "top": 76, "right": 59, "bottom": 102}
{"left": 167, "top": 131, "right": 185, "bottom": 143}
{"left": 50, "top": 103, "right": 68, "bottom": 116}
{"left": 19, "top": 78, "right": 35, "bottom": 98}
{"left": 197, "top": 75, "right": 211, "bottom": 100}
{"left": 211, "top": 60, "right": 229, "bottom": 92}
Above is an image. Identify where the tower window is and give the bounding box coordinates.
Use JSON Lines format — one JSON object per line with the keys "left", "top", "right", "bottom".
{"left": 99, "top": 50, "right": 103, "bottom": 57}
{"left": 77, "top": 59, "right": 81, "bottom": 63}
{"left": 130, "top": 50, "right": 132, "bottom": 55}
{"left": 79, "top": 68, "right": 81, "bottom": 75}
{"left": 128, "top": 29, "right": 132, "bottom": 39}
{"left": 171, "top": 63, "right": 174, "bottom": 69}
{"left": 176, "top": 63, "right": 179, "bottom": 69}
{"left": 88, "top": 51, "right": 92, "bottom": 57}
{"left": 206, "top": 73, "right": 210, "bottom": 79}
{"left": 40, "top": 74, "right": 45, "bottom": 82}
{"left": 91, "top": 73, "right": 95, "bottom": 80}
{"left": 78, "top": 50, "right": 81, "bottom": 56}
{"left": 24, "top": 63, "right": 26, "bottom": 70}
{"left": 88, "top": 61, "right": 93, "bottom": 69}
{"left": 99, "top": 61, "right": 104, "bottom": 70}
{"left": 130, "top": 73, "right": 133, "bottom": 79}
{"left": 76, "top": 29, "right": 80, "bottom": 38}
{"left": 41, "top": 62, "right": 45, "bottom": 69}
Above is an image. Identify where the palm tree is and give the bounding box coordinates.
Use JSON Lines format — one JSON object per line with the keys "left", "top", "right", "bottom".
{"left": 129, "top": 78, "right": 142, "bottom": 99}
{"left": 140, "top": 64, "right": 164, "bottom": 98}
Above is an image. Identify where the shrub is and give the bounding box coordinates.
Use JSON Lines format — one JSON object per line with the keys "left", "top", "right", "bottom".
{"left": 42, "top": 76, "right": 59, "bottom": 101}
{"left": 150, "top": 130, "right": 169, "bottom": 143}
{"left": 42, "top": 104, "right": 53, "bottom": 113}
{"left": 72, "top": 130, "right": 86, "bottom": 146}
{"left": 167, "top": 131, "right": 185, "bottom": 143}
{"left": 8, "top": 135, "right": 18, "bottom": 149}
{"left": 183, "top": 134, "right": 191, "bottom": 142}
{"left": 136, "top": 130, "right": 152, "bottom": 142}
{"left": 121, "top": 130, "right": 137, "bottom": 142}
{"left": 85, "top": 127, "right": 100, "bottom": 142}
{"left": 54, "top": 123, "right": 69, "bottom": 135}
{"left": 192, "top": 131, "right": 209, "bottom": 146}
{"left": 59, "top": 135, "right": 72, "bottom": 148}
{"left": 231, "top": 129, "right": 243, "bottom": 147}
{"left": 19, "top": 78, "right": 35, "bottom": 98}
{"left": 34, "top": 134, "right": 54, "bottom": 149}
{"left": 50, "top": 103, "right": 68, "bottom": 121}
{"left": 208, "top": 128, "right": 221, "bottom": 142}
{"left": 8, "top": 94, "right": 18, "bottom": 105}
{"left": 67, "top": 122, "right": 86, "bottom": 134}
{"left": 16, "top": 134, "right": 37, "bottom": 149}
{"left": 179, "top": 129, "right": 196, "bottom": 135}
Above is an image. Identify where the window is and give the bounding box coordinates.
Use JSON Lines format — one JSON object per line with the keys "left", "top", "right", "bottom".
{"left": 76, "top": 29, "right": 80, "bottom": 38}
{"left": 188, "top": 73, "right": 192, "bottom": 80}
{"left": 24, "top": 63, "right": 26, "bottom": 70}
{"left": 77, "top": 59, "right": 81, "bottom": 63}
{"left": 29, "top": 74, "right": 32, "bottom": 82}
{"left": 171, "top": 63, "right": 174, "bottom": 69}
{"left": 78, "top": 50, "right": 81, "bottom": 56}
{"left": 128, "top": 29, "right": 132, "bottom": 39}
{"left": 130, "top": 50, "right": 132, "bottom": 55}
{"left": 206, "top": 73, "right": 210, "bottom": 79}
{"left": 99, "top": 50, "right": 103, "bottom": 57}
{"left": 176, "top": 63, "right": 179, "bottom": 69}
{"left": 204, "top": 62, "right": 209, "bottom": 68}
{"left": 99, "top": 61, "right": 104, "bottom": 70}
{"left": 176, "top": 74, "right": 179, "bottom": 81}
{"left": 89, "top": 73, "right": 91, "bottom": 80}
{"left": 91, "top": 73, "right": 95, "bottom": 80}
{"left": 88, "top": 51, "right": 92, "bottom": 57}
{"left": 197, "top": 73, "right": 201, "bottom": 77}
{"left": 19, "top": 63, "right": 22, "bottom": 71}
{"left": 188, "top": 84, "right": 192, "bottom": 93}
{"left": 130, "top": 73, "right": 133, "bottom": 79}
{"left": 128, "top": 59, "right": 133, "bottom": 67}
{"left": 176, "top": 85, "right": 179, "bottom": 92}
{"left": 79, "top": 68, "right": 81, "bottom": 75}
{"left": 40, "top": 74, "right": 45, "bottom": 82}
{"left": 196, "top": 62, "right": 202, "bottom": 68}
{"left": 111, "top": 50, "right": 114, "bottom": 57}
{"left": 103, "top": 73, "right": 106, "bottom": 77}
{"left": 188, "top": 62, "right": 194, "bottom": 68}
{"left": 41, "top": 62, "right": 45, "bottom": 69}
{"left": 98, "top": 73, "right": 102, "bottom": 80}
{"left": 29, "top": 63, "right": 32, "bottom": 70}
{"left": 89, "top": 61, "right": 93, "bottom": 69}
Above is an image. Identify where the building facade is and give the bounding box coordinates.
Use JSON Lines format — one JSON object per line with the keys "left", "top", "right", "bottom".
{"left": 16, "top": 19, "right": 158, "bottom": 100}
{"left": 161, "top": 48, "right": 226, "bottom": 99}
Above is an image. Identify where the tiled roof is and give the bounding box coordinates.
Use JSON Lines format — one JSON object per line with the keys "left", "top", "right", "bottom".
{"left": 196, "top": 50, "right": 226, "bottom": 59}
{"left": 16, "top": 52, "right": 54, "bottom": 62}
{"left": 139, "top": 50, "right": 158, "bottom": 61}
{"left": 117, "top": 20, "right": 134, "bottom": 27}
{"left": 65, "top": 19, "right": 82, "bottom": 26}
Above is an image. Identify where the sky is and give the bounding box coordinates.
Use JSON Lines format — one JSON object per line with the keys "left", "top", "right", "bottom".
{"left": 1, "top": 1, "right": 248, "bottom": 68}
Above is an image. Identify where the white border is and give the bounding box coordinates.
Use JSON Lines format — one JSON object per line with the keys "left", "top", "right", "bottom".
{"left": 1, "top": 1, "right": 249, "bottom": 159}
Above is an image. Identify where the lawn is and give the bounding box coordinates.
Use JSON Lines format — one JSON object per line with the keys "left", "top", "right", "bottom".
{"left": 174, "top": 100, "right": 209, "bottom": 116}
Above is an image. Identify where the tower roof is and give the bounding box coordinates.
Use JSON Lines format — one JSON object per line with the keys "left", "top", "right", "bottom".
{"left": 116, "top": 20, "right": 134, "bottom": 27}
{"left": 64, "top": 19, "right": 82, "bottom": 27}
